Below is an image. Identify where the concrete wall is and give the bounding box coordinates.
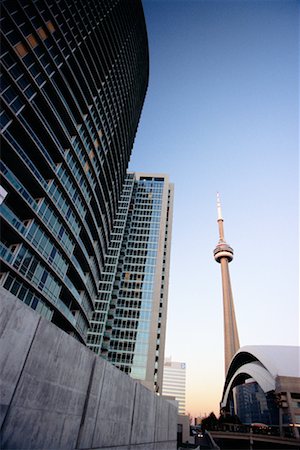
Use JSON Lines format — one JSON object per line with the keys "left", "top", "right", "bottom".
{"left": 177, "top": 414, "right": 191, "bottom": 445}
{"left": 0, "top": 288, "right": 177, "bottom": 450}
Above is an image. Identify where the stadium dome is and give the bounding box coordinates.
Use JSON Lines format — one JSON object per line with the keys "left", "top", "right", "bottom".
{"left": 221, "top": 345, "right": 300, "bottom": 408}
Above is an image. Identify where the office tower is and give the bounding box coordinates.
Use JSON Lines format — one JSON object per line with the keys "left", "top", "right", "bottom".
{"left": 214, "top": 194, "right": 240, "bottom": 374}
{"left": 0, "top": 0, "right": 149, "bottom": 343}
{"left": 87, "top": 173, "right": 174, "bottom": 393}
{"left": 162, "top": 358, "right": 186, "bottom": 415}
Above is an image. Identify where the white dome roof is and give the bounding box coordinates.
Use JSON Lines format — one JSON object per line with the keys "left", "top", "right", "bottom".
{"left": 221, "top": 345, "right": 300, "bottom": 408}
{"left": 234, "top": 345, "right": 300, "bottom": 378}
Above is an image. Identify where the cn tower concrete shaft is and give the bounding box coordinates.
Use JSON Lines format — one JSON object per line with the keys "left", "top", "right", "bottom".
{"left": 220, "top": 257, "right": 240, "bottom": 373}
{"left": 214, "top": 194, "right": 240, "bottom": 375}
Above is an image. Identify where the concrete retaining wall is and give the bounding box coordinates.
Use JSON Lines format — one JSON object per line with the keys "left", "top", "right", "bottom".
{"left": 0, "top": 288, "right": 177, "bottom": 449}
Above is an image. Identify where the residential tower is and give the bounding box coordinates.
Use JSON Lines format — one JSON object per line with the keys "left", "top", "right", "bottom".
{"left": 87, "top": 173, "right": 174, "bottom": 393}
{"left": 0, "top": 0, "right": 149, "bottom": 343}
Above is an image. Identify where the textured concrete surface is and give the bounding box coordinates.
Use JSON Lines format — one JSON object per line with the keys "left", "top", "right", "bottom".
{"left": 89, "top": 444, "right": 176, "bottom": 450}
{"left": 168, "top": 399, "right": 179, "bottom": 441}
{"left": 75, "top": 355, "right": 106, "bottom": 449}
{"left": 90, "top": 360, "right": 136, "bottom": 448}
{"left": 0, "top": 288, "right": 177, "bottom": 449}
{"left": 0, "top": 290, "right": 40, "bottom": 430}
{"left": 155, "top": 394, "right": 169, "bottom": 442}
{"left": 131, "top": 381, "right": 156, "bottom": 445}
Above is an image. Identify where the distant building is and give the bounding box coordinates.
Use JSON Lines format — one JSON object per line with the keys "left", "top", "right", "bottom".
{"left": 162, "top": 358, "right": 186, "bottom": 415}
{"left": 87, "top": 173, "right": 174, "bottom": 393}
{"left": 0, "top": 0, "right": 149, "bottom": 343}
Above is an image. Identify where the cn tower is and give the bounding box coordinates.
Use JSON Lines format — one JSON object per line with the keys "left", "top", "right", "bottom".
{"left": 214, "top": 193, "right": 240, "bottom": 374}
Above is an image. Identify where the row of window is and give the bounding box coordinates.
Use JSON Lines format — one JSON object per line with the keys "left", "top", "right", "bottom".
{"left": 126, "top": 230, "right": 160, "bottom": 239}
{"left": 90, "top": 306, "right": 107, "bottom": 319}
{"left": 115, "top": 309, "right": 152, "bottom": 320}
{"left": 1, "top": 164, "right": 74, "bottom": 262}
{"left": 118, "top": 290, "right": 144, "bottom": 300}
{"left": 88, "top": 319, "right": 105, "bottom": 334}
{"left": 123, "top": 249, "right": 158, "bottom": 258}
{"left": 47, "top": 179, "right": 81, "bottom": 237}
{"left": 13, "top": 244, "right": 61, "bottom": 302}
{"left": 135, "top": 191, "right": 163, "bottom": 198}
{"left": 130, "top": 202, "right": 163, "bottom": 209}
{"left": 126, "top": 242, "right": 159, "bottom": 250}
{"left": 108, "top": 352, "right": 133, "bottom": 363}
{"left": 120, "top": 281, "right": 154, "bottom": 292}
{"left": 37, "top": 198, "right": 75, "bottom": 256}
{"left": 64, "top": 150, "right": 91, "bottom": 203}
{"left": 2, "top": 273, "right": 53, "bottom": 320}
{"left": 55, "top": 164, "right": 86, "bottom": 217}
{"left": 128, "top": 221, "right": 161, "bottom": 230}
{"left": 122, "top": 272, "right": 154, "bottom": 282}
{"left": 126, "top": 212, "right": 162, "bottom": 223}
{"left": 74, "top": 308, "right": 89, "bottom": 337}
{"left": 112, "top": 317, "right": 142, "bottom": 329}
{"left": 2, "top": 62, "right": 35, "bottom": 104}
{"left": 87, "top": 333, "right": 102, "bottom": 346}
{"left": 26, "top": 220, "right": 68, "bottom": 278}
{"left": 4, "top": 130, "right": 48, "bottom": 196}
{"left": 122, "top": 258, "right": 157, "bottom": 268}
{"left": 72, "top": 135, "right": 97, "bottom": 190}
{"left": 110, "top": 351, "right": 148, "bottom": 368}
{"left": 1, "top": 206, "right": 79, "bottom": 309}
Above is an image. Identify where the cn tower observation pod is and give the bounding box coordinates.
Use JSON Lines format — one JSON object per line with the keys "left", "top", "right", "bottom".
{"left": 214, "top": 242, "right": 234, "bottom": 263}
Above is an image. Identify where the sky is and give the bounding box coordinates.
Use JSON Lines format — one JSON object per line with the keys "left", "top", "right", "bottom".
{"left": 129, "top": 0, "right": 299, "bottom": 417}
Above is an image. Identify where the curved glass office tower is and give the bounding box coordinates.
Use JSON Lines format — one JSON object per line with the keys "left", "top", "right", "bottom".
{"left": 0, "top": 0, "right": 149, "bottom": 343}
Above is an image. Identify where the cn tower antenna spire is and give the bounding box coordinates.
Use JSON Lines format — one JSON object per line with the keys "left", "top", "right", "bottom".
{"left": 217, "top": 192, "right": 223, "bottom": 221}
{"left": 216, "top": 192, "right": 225, "bottom": 242}
{"left": 214, "top": 194, "right": 240, "bottom": 374}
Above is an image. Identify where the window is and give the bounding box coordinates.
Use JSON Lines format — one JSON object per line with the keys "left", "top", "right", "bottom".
{"left": 27, "top": 34, "right": 38, "bottom": 48}
{"left": 15, "top": 42, "right": 28, "bottom": 57}
{"left": 0, "top": 111, "right": 11, "bottom": 130}
{"left": 46, "top": 20, "right": 55, "bottom": 34}
{"left": 37, "top": 27, "right": 48, "bottom": 41}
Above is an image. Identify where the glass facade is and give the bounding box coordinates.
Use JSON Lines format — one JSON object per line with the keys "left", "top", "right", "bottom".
{"left": 87, "top": 173, "right": 174, "bottom": 392}
{"left": 235, "top": 382, "right": 279, "bottom": 425}
{"left": 0, "top": 0, "right": 149, "bottom": 343}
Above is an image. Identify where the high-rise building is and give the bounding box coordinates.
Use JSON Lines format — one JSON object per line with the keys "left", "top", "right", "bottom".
{"left": 162, "top": 358, "right": 186, "bottom": 415}
{"left": 214, "top": 194, "right": 240, "bottom": 374}
{"left": 0, "top": 0, "right": 149, "bottom": 343}
{"left": 87, "top": 173, "right": 174, "bottom": 393}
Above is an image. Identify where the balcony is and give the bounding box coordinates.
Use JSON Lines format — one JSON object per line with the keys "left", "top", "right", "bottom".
{"left": 103, "top": 330, "right": 111, "bottom": 341}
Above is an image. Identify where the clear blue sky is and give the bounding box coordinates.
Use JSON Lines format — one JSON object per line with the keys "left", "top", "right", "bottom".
{"left": 129, "top": 0, "right": 299, "bottom": 416}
